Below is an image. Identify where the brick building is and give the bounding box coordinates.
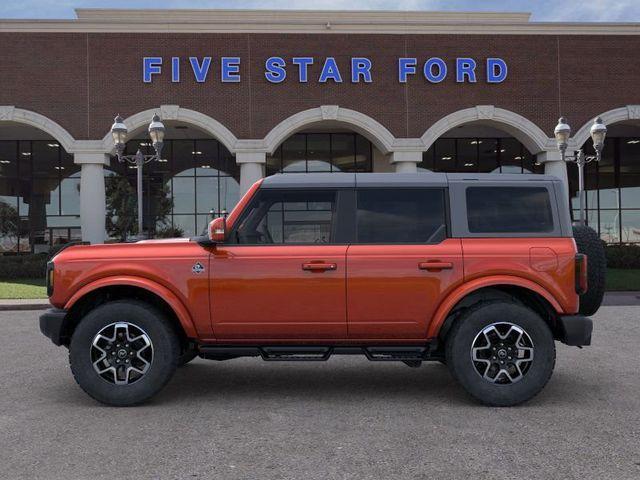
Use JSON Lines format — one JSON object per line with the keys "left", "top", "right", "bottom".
{"left": 0, "top": 9, "right": 639, "bottom": 249}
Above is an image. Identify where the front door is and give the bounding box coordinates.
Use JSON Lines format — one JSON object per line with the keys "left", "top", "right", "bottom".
{"left": 210, "top": 188, "right": 348, "bottom": 340}
{"left": 346, "top": 188, "right": 464, "bottom": 340}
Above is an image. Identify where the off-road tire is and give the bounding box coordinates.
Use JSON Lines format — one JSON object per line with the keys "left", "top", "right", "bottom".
{"left": 572, "top": 224, "right": 606, "bottom": 316}
{"left": 446, "top": 301, "right": 556, "bottom": 407}
{"left": 69, "top": 300, "right": 180, "bottom": 406}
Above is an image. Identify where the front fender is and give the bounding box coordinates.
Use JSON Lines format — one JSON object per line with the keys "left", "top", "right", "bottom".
{"left": 426, "top": 275, "right": 564, "bottom": 339}
{"left": 64, "top": 276, "right": 198, "bottom": 338}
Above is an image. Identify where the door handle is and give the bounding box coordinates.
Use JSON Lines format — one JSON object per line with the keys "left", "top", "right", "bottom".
{"left": 302, "top": 262, "right": 337, "bottom": 272}
{"left": 418, "top": 261, "right": 453, "bottom": 271}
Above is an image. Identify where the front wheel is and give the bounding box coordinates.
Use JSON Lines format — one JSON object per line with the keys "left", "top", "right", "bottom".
{"left": 446, "top": 301, "right": 556, "bottom": 407}
{"left": 69, "top": 300, "right": 180, "bottom": 406}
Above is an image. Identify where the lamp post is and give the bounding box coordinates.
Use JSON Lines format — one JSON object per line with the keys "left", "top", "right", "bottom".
{"left": 110, "top": 114, "right": 166, "bottom": 238}
{"left": 554, "top": 116, "right": 607, "bottom": 226}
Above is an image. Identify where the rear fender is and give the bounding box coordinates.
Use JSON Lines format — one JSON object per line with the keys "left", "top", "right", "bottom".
{"left": 427, "top": 275, "right": 563, "bottom": 338}
{"left": 64, "top": 276, "right": 197, "bottom": 338}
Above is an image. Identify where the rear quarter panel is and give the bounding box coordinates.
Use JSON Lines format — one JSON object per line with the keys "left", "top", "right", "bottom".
{"left": 461, "top": 238, "right": 579, "bottom": 314}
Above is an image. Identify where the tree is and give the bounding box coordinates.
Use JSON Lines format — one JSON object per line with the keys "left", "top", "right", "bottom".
{"left": 105, "top": 175, "right": 176, "bottom": 241}
{"left": 0, "top": 201, "right": 20, "bottom": 250}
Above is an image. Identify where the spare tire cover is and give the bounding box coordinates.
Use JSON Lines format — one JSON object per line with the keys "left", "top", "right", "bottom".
{"left": 572, "top": 224, "right": 606, "bottom": 316}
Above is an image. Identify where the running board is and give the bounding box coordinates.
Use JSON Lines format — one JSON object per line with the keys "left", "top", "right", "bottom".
{"left": 199, "top": 344, "right": 439, "bottom": 362}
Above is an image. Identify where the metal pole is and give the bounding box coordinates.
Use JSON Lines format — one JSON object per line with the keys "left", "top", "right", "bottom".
{"left": 576, "top": 150, "right": 586, "bottom": 226}
{"left": 136, "top": 153, "right": 144, "bottom": 237}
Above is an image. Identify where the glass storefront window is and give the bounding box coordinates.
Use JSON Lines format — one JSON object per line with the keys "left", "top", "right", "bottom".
{"left": 0, "top": 140, "right": 80, "bottom": 252}
{"left": 267, "top": 132, "right": 373, "bottom": 174}
{"left": 567, "top": 137, "right": 640, "bottom": 244}
{"left": 108, "top": 138, "right": 240, "bottom": 239}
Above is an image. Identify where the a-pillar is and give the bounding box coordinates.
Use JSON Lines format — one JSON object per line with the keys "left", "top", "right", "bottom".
{"left": 75, "top": 152, "right": 110, "bottom": 244}
{"left": 237, "top": 151, "right": 266, "bottom": 195}
{"left": 390, "top": 151, "right": 422, "bottom": 173}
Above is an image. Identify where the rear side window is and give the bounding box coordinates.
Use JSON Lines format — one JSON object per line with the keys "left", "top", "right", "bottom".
{"left": 356, "top": 188, "right": 447, "bottom": 243}
{"left": 466, "top": 186, "right": 554, "bottom": 233}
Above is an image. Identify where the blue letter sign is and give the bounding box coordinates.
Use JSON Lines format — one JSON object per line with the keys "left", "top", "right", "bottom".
{"left": 189, "top": 57, "right": 212, "bottom": 83}
{"left": 143, "top": 57, "right": 162, "bottom": 83}
{"left": 265, "top": 57, "right": 287, "bottom": 83}
{"left": 319, "top": 57, "right": 343, "bottom": 83}
{"left": 487, "top": 58, "right": 508, "bottom": 83}
{"left": 142, "top": 55, "right": 508, "bottom": 84}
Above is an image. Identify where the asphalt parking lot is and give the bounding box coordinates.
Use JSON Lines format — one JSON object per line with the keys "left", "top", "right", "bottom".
{"left": 1, "top": 307, "right": 639, "bottom": 480}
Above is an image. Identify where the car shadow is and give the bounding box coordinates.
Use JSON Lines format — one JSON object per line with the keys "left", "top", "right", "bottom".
{"left": 156, "top": 359, "right": 477, "bottom": 407}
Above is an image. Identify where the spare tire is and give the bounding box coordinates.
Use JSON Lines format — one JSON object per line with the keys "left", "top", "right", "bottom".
{"left": 572, "top": 224, "right": 606, "bottom": 316}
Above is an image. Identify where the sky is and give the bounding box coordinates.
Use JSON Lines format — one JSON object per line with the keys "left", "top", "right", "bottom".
{"left": 1, "top": 0, "right": 640, "bottom": 22}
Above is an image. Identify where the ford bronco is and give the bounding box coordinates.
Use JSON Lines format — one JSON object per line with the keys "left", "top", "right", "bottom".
{"left": 39, "top": 173, "right": 603, "bottom": 407}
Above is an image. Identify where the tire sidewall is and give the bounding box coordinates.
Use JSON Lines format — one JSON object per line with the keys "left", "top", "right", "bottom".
{"left": 69, "top": 301, "right": 179, "bottom": 406}
{"left": 446, "top": 302, "right": 556, "bottom": 407}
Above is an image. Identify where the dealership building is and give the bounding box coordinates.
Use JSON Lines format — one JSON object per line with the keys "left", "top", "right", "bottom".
{"left": 1, "top": 8, "right": 640, "bottom": 251}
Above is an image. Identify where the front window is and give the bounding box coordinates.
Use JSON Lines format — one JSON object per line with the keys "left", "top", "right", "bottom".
{"left": 232, "top": 190, "right": 336, "bottom": 244}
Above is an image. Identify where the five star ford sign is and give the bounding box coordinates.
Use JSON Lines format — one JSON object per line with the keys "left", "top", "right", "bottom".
{"left": 142, "top": 57, "right": 508, "bottom": 84}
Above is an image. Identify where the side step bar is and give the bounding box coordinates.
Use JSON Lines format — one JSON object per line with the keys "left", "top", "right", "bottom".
{"left": 199, "top": 344, "right": 440, "bottom": 362}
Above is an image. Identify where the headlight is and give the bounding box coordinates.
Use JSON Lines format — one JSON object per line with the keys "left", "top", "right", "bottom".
{"left": 46, "top": 261, "right": 54, "bottom": 297}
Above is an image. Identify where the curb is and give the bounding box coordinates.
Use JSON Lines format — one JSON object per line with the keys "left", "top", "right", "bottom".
{"left": 0, "top": 301, "right": 50, "bottom": 312}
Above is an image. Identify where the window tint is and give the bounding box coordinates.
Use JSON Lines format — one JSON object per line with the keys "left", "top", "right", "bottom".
{"left": 234, "top": 190, "right": 335, "bottom": 244}
{"left": 466, "top": 187, "right": 554, "bottom": 233}
{"left": 356, "top": 189, "right": 447, "bottom": 243}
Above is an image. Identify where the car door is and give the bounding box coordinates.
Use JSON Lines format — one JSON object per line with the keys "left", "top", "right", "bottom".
{"left": 346, "top": 187, "right": 464, "bottom": 340}
{"left": 210, "top": 188, "right": 348, "bottom": 340}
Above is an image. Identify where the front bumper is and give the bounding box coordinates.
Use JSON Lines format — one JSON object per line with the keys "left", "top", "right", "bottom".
{"left": 39, "top": 308, "right": 68, "bottom": 346}
{"left": 558, "top": 315, "right": 593, "bottom": 346}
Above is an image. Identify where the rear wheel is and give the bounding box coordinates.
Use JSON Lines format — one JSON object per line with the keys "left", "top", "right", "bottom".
{"left": 446, "top": 301, "right": 555, "bottom": 407}
{"left": 69, "top": 300, "right": 180, "bottom": 406}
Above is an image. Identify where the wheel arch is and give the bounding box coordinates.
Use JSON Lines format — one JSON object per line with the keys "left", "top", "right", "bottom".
{"left": 60, "top": 277, "right": 197, "bottom": 347}
{"left": 429, "top": 277, "right": 563, "bottom": 341}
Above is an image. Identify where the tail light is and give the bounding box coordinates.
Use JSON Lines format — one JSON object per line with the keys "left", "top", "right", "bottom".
{"left": 575, "top": 254, "right": 588, "bottom": 295}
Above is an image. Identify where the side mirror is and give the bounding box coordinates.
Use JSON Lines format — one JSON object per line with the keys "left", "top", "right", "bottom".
{"left": 208, "top": 216, "right": 226, "bottom": 243}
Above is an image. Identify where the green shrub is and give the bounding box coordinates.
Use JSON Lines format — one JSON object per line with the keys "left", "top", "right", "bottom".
{"left": 0, "top": 254, "right": 48, "bottom": 280}
{"left": 605, "top": 244, "right": 640, "bottom": 269}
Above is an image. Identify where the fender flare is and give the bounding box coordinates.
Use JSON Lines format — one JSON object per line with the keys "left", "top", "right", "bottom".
{"left": 427, "top": 275, "right": 564, "bottom": 338}
{"left": 64, "top": 276, "right": 197, "bottom": 338}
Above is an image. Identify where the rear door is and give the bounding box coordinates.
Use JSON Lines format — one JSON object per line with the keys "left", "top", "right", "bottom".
{"left": 346, "top": 188, "right": 464, "bottom": 340}
{"left": 210, "top": 188, "right": 349, "bottom": 340}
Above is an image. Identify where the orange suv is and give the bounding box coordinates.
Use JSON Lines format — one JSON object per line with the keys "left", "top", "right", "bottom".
{"left": 39, "top": 173, "right": 601, "bottom": 407}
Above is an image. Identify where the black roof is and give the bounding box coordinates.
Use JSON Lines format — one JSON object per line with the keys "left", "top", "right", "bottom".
{"left": 261, "top": 172, "right": 559, "bottom": 189}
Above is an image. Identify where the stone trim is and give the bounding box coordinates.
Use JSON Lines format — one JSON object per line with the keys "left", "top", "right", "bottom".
{"left": 0, "top": 106, "right": 76, "bottom": 153}
{"left": 263, "top": 106, "right": 396, "bottom": 155}
{"left": 1, "top": 10, "right": 640, "bottom": 35}
{"left": 421, "top": 105, "right": 554, "bottom": 154}
{"left": 100, "top": 105, "right": 239, "bottom": 155}
{"left": 571, "top": 105, "right": 640, "bottom": 148}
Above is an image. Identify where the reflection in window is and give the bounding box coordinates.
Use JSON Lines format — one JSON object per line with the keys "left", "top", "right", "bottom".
{"left": 234, "top": 191, "right": 335, "bottom": 244}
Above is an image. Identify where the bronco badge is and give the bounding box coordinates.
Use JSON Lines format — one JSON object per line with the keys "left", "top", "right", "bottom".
{"left": 192, "top": 262, "right": 205, "bottom": 274}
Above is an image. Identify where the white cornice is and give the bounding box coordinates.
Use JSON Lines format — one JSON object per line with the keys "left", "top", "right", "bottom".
{"left": 0, "top": 9, "right": 639, "bottom": 35}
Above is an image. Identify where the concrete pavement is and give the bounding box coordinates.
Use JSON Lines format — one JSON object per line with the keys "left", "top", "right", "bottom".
{"left": 0, "top": 307, "right": 639, "bottom": 480}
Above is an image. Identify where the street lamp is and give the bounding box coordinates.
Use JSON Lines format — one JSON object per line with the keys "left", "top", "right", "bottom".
{"left": 110, "top": 114, "right": 165, "bottom": 239}
{"left": 554, "top": 116, "right": 607, "bottom": 226}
